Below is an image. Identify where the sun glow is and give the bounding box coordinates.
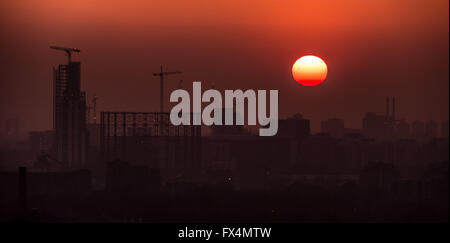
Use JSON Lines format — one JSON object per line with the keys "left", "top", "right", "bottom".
{"left": 292, "top": 55, "right": 328, "bottom": 86}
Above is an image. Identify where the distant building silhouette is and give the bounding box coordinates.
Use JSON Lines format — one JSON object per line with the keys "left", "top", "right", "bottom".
{"left": 360, "top": 161, "right": 399, "bottom": 200}
{"left": 343, "top": 128, "right": 364, "bottom": 140}
{"left": 442, "top": 120, "right": 449, "bottom": 138}
{"left": 362, "top": 112, "right": 391, "bottom": 139}
{"left": 320, "top": 118, "right": 345, "bottom": 138}
{"left": 87, "top": 124, "right": 101, "bottom": 146}
{"left": 425, "top": 120, "right": 438, "bottom": 139}
{"left": 100, "top": 112, "right": 202, "bottom": 182}
{"left": 0, "top": 167, "right": 92, "bottom": 203}
{"left": 395, "top": 119, "right": 410, "bottom": 138}
{"left": 2, "top": 118, "right": 20, "bottom": 148}
{"left": 4, "top": 118, "right": 19, "bottom": 139}
{"left": 411, "top": 120, "right": 425, "bottom": 140}
{"left": 29, "top": 130, "right": 54, "bottom": 155}
{"left": 362, "top": 97, "right": 402, "bottom": 140}
{"left": 106, "top": 159, "right": 160, "bottom": 194}
{"left": 53, "top": 62, "right": 88, "bottom": 169}
{"left": 211, "top": 108, "right": 245, "bottom": 136}
{"left": 277, "top": 113, "right": 310, "bottom": 138}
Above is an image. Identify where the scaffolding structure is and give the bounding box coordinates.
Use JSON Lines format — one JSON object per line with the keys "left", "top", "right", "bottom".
{"left": 100, "top": 112, "right": 202, "bottom": 171}
{"left": 53, "top": 62, "right": 87, "bottom": 169}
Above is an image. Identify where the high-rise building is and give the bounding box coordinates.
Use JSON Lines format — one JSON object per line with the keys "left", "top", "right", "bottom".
{"left": 53, "top": 62, "right": 87, "bottom": 169}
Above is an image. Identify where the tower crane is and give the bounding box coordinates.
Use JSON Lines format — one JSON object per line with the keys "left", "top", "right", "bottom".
{"left": 49, "top": 46, "right": 80, "bottom": 64}
{"left": 153, "top": 65, "right": 182, "bottom": 113}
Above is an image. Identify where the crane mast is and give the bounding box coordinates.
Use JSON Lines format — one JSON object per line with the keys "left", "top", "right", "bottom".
{"left": 153, "top": 65, "right": 182, "bottom": 113}
{"left": 92, "top": 94, "right": 98, "bottom": 124}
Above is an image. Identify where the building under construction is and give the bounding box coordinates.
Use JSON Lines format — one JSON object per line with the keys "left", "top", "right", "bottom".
{"left": 52, "top": 47, "right": 88, "bottom": 169}
{"left": 100, "top": 112, "right": 201, "bottom": 181}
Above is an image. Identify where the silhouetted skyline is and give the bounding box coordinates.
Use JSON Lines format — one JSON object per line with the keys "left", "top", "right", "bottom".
{"left": 0, "top": 0, "right": 448, "bottom": 224}
{"left": 0, "top": 0, "right": 448, "bottom": 138}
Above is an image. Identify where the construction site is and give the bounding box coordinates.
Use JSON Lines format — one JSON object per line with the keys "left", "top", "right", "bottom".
{"left": 0, "top": 45, "right": 447, "bottom": 223}
{"left": 46, "top": 46, "right": 204, "bottom": 184}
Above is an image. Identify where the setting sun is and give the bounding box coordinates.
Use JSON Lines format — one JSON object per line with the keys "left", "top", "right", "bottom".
{"left": 292, "top": 55, "right": 328, "bottom": 86}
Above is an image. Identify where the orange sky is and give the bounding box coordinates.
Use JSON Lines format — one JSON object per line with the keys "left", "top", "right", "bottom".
{"left": 0, "top": 0, "right": 448, "bottom": 135}
{"left": 2, "top": 0, "right": 447, "bottom": 31}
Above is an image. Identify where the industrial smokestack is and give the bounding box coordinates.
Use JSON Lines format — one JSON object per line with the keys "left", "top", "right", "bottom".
{"left": 18, "top": 166, "right": 27, "bottom": 219}
{"left": 392, "top": 97, "right": 396, "bottom": 121}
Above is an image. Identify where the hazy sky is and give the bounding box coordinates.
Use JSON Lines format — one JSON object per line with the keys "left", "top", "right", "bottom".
{"left": 0, "top": 0, "right": 448, "bottom": 136}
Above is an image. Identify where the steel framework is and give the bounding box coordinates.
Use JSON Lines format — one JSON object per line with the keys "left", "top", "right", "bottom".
{"left": 100, "top": 112, "right": 202, "bottom": 168}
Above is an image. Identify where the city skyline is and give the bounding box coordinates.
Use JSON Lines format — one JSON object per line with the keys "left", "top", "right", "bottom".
{"left": 0, "top": 0, "right": 448, "bottom": 137}
{"left": 0, "top": 0, "right": 448, "bottom": 224}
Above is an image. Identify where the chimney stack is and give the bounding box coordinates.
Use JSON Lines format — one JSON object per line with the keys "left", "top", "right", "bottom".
{"left": 18, "top": 166, "right": 27, "bottom": 219}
